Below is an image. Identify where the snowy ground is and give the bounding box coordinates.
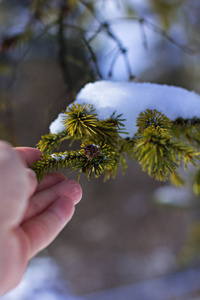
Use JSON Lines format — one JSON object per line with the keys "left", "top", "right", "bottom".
{"left": 2, "top": 256, "right": 200, "bottom": 300}
{"left": 1, "top": 257, "right": 79, "bottom": 300}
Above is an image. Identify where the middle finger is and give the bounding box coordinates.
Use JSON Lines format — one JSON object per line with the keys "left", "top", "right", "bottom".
{"left": 23, "top": 179, "right": 82, "bottom": 222}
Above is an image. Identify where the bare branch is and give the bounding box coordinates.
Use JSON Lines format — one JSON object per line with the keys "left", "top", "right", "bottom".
{"left": 80, "top": 35, "right": 103, "bottom": 79}
{"left": 139, "top": 18, "right": 148, "bottom": 50}
{"left": 57, "top": 8, "right": 72, "bottom": 89}
{"left": 107, "top": 16, "right": 198, "bottom": 55}
{"left": 143, "top": 19, "right": 197, "bottom": 55}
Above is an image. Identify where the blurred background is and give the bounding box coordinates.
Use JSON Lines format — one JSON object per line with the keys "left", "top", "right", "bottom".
{"left": 1, "top": 0, "right": 200, "bottom": 299}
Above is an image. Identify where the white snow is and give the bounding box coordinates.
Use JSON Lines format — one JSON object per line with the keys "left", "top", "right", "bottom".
{"left": 49, "top": 112, "right": 66, "bottom": 134}
{"left": 1, "top": 257, "right": 79, "bottom": 300}
{"left": 49, "top": 152, "right": 69, "bottom": 161}
{"left": 50, "top": 81, "right": 200, "bottom": 138}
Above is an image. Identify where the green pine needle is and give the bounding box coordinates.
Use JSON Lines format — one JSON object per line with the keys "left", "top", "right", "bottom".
{"left": 170, "top": 171, "right": 185, "bottom": 187}
{"left": 134, "top": 126, "right": 176, "bottom": 181}
{"left": 136, "top": 109, "right": 172, "bottom": 134}
{"left": 37, "top": 131, "right": 71, "bottom": 154}
{"left": 63, "top": 103, "right": 98, "bottom": 138}
{"left": 193, "top": 169, "right": 200, "bottom": 195}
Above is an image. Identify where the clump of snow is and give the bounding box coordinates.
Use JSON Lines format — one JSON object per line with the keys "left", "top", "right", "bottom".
{"left": 49, "top": 113, "right": 66, "bottom": 134}
{"left": 49, "top": 152, "right": 69, "bottom": 161}
{"left": 50, "top": 81, "right": 200, "bottom": 138}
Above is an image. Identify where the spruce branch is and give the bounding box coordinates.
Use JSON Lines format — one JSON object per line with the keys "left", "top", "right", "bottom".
{"left": 32, "top": 143, "right": 117, "bottom": 182}
{"left": 172, "top": 117, "right": 200, "bottom": 146}
{"left": 33, "top": 105, "right": 200, "bottom": 195}
{"left": 133, "top": 110, "right": 200, "bottom": 182}
{"left": 168, "top": 141, "right": 199, "bottom": 169}
{"left": 36, "top": 131, "right": 71, "bottom": 154}
{"left": 133, "top": 126, "right": 177, "bottom": 181}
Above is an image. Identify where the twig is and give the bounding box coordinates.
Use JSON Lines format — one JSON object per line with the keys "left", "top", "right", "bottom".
{"left": 108, "top": 16, "right": 197, "bottom": 55}
{"left": 108, "top": 48, "right": 121, "bottom": 78}
{"left": 80, "top": 35, "right": 102, "bottom": 79}
{"left": 78, "top": 0, "right": 135, "bottom": 79}
{"left": 139, "top": 18, "right": 148, "bottom": 50}
{"left": 103, "top": 22, "right": 135, "bottom": 79}
{"left": 57, "top": 9, "right": 72, "bottom": 89}
{"left": 143, "top": 19, "right": 197, "bottom": 55}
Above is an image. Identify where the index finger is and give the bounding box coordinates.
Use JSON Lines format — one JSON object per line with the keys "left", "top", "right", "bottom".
{"left": 15, "top": 147, "right": 43, "bottom": 167}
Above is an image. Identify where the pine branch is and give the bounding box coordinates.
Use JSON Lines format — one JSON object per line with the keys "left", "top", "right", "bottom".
{"left": 32, "top": 143, "right": 116, "bottom": 182}
{"left": 63, "top": 103, "right": 126, "bottom": 143}
{"left": 168, "top": 141, "right": 199, "bottom": 169}
{"left": 133, "top": 126, "right": 177, "bottom": 181}
{"left": 34, "top": 105, "right": 200, "bottom": 195}
{"left": 172, "top": 117, "right": 200, "bottom": 146}
{"left": 36, "top": 131, "right": 71, "bottom": 154}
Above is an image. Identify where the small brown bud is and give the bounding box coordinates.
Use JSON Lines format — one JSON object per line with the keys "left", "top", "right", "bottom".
{"left": 84, "top": 144, "right": 99, "bottom": 159}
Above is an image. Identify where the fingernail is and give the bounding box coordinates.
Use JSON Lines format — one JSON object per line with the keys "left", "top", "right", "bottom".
{"left": 26, "top": 169, "right": 37, "bottom": 194}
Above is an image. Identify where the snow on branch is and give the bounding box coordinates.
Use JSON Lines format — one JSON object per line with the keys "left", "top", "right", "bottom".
{"left": 50, "top": 81, "right": 200, "bottom": 137}
{"left": 32, "top": 81, "right": 200, "bottom": 194}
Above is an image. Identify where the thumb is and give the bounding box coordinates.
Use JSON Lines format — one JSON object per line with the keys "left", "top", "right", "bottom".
{"left": 0, "top": 141, "right": 31, "bottom": 228}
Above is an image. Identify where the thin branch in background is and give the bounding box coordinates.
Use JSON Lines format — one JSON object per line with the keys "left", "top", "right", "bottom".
{"left": 80, "top": 35, "right": 103, "bottom": 79}
{"left": 86, "top": 24, "right": 102, "bottom": 43}
{"left": 104, "top": 45, "right": 119, "bottom": 60}
{"left": 107, "top": 48, "right": 121, "bottom": 78}
{"left": 139, "top": 18, "right": 148, "bottom": 50}
{"left": 78, "top": 0, "right": 102, "bottom": 24}
{"left": 78, "top": 0, "right": 135, "bottom": 79}
{"left": 102, "top": 22, "right": 135, "bottom": 80}
{"left": 58, "top": 21, "right": 103, "bottom": 78}
{"left": 108, "top": 16, "right": 198, "bottom": 55}
{"left": 0, "top": 40, "right": 35, "bottom": 145}
{"left": 143, "top": 19, "right": 198, "bottom": 55}
{"left": 57, "top": 3, "right": 102, "bottom": 90}
{"left": 0, "top": 21, "right": 56, "bottom": 144}
{"left": 64, "top": 18, "right": 134, "bottom": 79}
{"left": 57, "top": 8, "right": 71, "bottom": 89}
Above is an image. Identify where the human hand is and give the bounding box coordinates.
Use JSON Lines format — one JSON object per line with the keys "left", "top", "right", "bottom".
{"left": 0, "top": 141, "right": 82, "bottom": 295}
